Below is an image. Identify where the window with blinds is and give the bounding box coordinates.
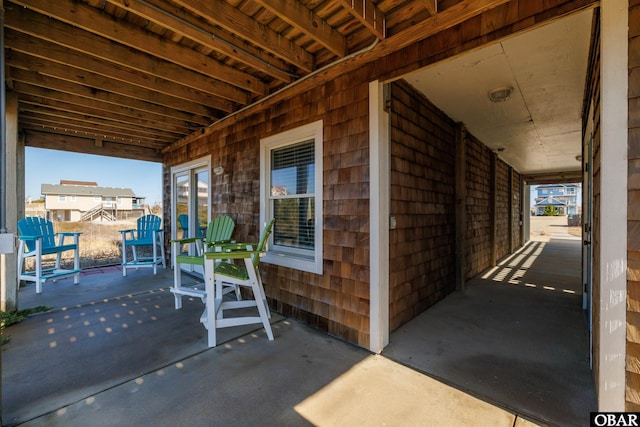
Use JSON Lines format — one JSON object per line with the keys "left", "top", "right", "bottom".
{"left": 260, "top": 120, "right": 323, "bottom": 274}
{"left": 270, "top": 140, "right": 315, "bottom": 251}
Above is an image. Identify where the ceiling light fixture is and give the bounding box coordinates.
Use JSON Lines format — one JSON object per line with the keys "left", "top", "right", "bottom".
{"left": 488, "top": 86, "right": 513, "bottom": 102}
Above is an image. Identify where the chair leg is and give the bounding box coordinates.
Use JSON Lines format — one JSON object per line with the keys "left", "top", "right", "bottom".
{"left": 35, "top": 239, "right": 43, "bottom": 294}
{"left": 73, "top": 239, "right": 80, "bottom": 284}
{"left": 173, "top": 243, "right": 182, "bottom": 310}
{"left": 159, "top": 231, "right": 166, "bottom": 268}
{"left": 205, "top": 258, "right": 217, "bottom": 347}
{"left": 251, "top": 280, "right": 273, "bottom": 341}
{"left": 152, "top": 237, "right": 157, "bottom": 275}
{"left": 122, "top": 240, "right": 128, "bottom": 277}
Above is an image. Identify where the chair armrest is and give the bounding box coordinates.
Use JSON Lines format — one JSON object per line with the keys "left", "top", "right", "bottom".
{"left": 18, "top": 234, "right": 43, "bottom": 240}
{"left": 204, "top": 249, "right": 265, "bottom": 260}
{"left": 56, "top": 232, "right": 82, "bottom": 236}
{"left": 212, "top": 242, "right": 257, "bottom": 251}
{"left": 119, "top": 228, "right": 135, "bottom": 233}
{"left": 204, "top": 239, "right": 234, "bottom": 248}
{"left": 170, "top": 237, "right": 202, "bottom": 244}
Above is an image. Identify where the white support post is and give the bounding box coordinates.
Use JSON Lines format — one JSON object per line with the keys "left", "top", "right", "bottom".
{"left": 369, "top": 80, "right": 390, "bottom": 353}
{"left": 597, "top": 0, "right": 628, "bottom": 411}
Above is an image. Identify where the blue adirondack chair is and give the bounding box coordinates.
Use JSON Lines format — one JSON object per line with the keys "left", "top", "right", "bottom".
{"left": 178, "top": 214, "right": 206, "bottom": 238}
{"left": 171, "top": 215, "right": 235, "bottom": 309}
{"left": 119, "top": 214, "right": 166, "bottom": 276}
{"left": 17, "top": 217, "right": 81, "bottom": 294}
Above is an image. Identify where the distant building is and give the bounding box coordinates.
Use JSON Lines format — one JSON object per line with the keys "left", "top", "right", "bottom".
{"left": 533, "top": 183, "right": 580, "bottom": 216}
{"left": 41, "top": 180, "right": 146, "bottom": 221}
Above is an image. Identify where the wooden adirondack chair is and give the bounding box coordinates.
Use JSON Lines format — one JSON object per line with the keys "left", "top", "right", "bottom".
{"left": 17, "top": 217, "right": 81, "bottom": 294}
{"left": 171, "top": 215, "right": 235, "bottom": 309}
{"left": 200, "top": 219, "right": 275, "bottom": 347}
{"left": 119, "top": 214, "right": 166, "bottom": 276}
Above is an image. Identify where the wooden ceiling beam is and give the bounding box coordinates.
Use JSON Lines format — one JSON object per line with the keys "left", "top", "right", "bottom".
{"left": 8, "top": 67, "right": 210, "bottom": 127}
{"left": 420, "top": 0, "right": 438, "bottom": 16}
{"left": 253, "top": 0, "right": 346, "bottom": 57}
{"left": 105, "top": 0, "right": 294, "bottom": 83}
{"left": 21, "top": 113, "right": 173, "bottom": 146}
{"left": 23, "top": 129, "right": 162, "bottom": 163}
{"left": 5, "top": 30, "right": 239, "bottom": 113}
{"left": 173, "top": 0, "right": 315, "bottom": 73}
{"left": 4, "top": 6, "right": 251, "bottom": 104}
{"left": 335, "top": 0, "right": 386, "bottom": 40}
{"left": 9, "top": 0, "right": 267, "bottom": 95}
{"left": 6, "top": 51, "right": 221, "bottom": 119}
{"left": 18, "top": 94, "right": 189, "bottom": 137}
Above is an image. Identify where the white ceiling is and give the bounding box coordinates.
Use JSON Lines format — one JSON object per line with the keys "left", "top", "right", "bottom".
{"left": 403, "top": 9, "right": 594, "bottom": 177}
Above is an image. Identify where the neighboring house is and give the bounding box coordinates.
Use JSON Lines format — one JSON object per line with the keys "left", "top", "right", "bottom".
{"left": 41, "top": 180, "right": 145, "bottom": 221}
{"left": 534, "top": 184, "right": 580, "bottom": 215}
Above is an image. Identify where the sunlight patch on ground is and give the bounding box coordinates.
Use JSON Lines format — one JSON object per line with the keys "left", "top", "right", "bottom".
{"left": 294, "top": 355, "right": 522, "bottom": 427}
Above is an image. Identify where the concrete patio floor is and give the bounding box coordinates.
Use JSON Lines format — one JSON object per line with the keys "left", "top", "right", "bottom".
{"left": 3, "top": 224, "right": 593, "bottom": 426}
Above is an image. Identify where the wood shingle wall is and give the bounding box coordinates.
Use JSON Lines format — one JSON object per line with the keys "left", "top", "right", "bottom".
{"left": 465, "top": 134, "right": 493, "bottom": 279}
{"left": 388, "top": 80, "right": 456, "bottom": 331}
{"left": 628, "top": 0, "right": 640, "bottom": 410}
{"left": 163, "top": 0, "right": 586, "bottom": 349}
{"left": 496, "top": 160, "right": 511, "bottom": 261}
{"left": 165, "top": 69, "right": 373, "bottom": 347}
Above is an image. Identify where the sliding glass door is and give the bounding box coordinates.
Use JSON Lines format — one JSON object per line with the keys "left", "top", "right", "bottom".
{"left": 171, "top": 156, "right": 210, "bottom": 274}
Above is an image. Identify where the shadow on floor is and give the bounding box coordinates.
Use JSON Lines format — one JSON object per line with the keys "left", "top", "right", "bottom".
{"left": 383, "top": 236, "right": 596, "bottom": 426}
{"left": 5, "top": 247, "right": 584, "bottom": 426}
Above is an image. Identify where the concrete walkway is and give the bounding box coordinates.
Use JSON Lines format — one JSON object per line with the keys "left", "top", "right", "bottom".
{"left": 3, "top": 226, "right": 589, "bottom": 426}
{"left": 384, "top": 226, "right": 595, "bottom": 426}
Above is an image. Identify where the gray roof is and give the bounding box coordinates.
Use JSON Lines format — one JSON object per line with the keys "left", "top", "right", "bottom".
{"left": 41, "top": 184, "right": 136, "bottom": 197}
{"left": 535, "top": 196, "right": 567, "bottom": 207}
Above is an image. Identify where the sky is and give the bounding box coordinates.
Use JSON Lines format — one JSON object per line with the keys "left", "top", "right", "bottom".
{"left": 26, "top": 147, "right": 163, "bottom": 205}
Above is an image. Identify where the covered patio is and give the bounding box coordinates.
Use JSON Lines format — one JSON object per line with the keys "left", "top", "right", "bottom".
{"left": 3, "top": 226, "right": 592, "bottom": 426}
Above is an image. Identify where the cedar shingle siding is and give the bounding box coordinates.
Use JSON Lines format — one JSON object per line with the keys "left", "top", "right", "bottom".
{"left": 164, "top": 1, "right": 580, "bottom": 348}
{"left": 389, "top": 80, "right": 456, "bottom": 331}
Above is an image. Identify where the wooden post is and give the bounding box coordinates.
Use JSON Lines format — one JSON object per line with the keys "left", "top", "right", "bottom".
{"left": 1, "top": 91, "right": 19, "bottom": 312}
{"left": 490, "top": 153, "right": 497, "bottom": 266}
{"left": 508, "top": 166, "right": 514, "bottom": 253}
{"left": 455, "top": 124, "right": 466, "bottom": 290}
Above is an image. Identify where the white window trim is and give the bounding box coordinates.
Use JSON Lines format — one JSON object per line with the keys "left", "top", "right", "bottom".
{"left": 260, "top": 120, "right": 323, "bottom": 275}
{"left": 58, "top": 195, "right": 66, "bottom": 202}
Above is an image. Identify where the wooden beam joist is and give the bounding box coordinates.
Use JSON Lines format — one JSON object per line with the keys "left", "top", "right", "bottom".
{"left": 8, "top": 67, "right": 210, "bottom": 127}
{"left": 5, "top": 30, "right": 238, "bottom": 113}
{"left": 17, "top": 89, "right": 191, "bottom": 136}
{"left": 106, "top": 0, "right": 295, "bottom": 83}
{"left": 19, "top": 98, "right": 187, "bottom": 139}
{"left": 5, "top": 6, "right": 251, "bottom": 104}
{"left": 254, "top": 0, "right": 346, "bottom": 57}
{"left": 21, "top": 113, "right": 173, "bottom": 146}
{"left": 420, "top": 0, "right": 438, "bottom": 16}
{"left": 10, "top": 0, "right": 267, "bottom": 95}
{"left": 6, "top": 51, "right": 222, "bottom": 119}
{"left": 336, "top": 0, "right": 386, "bottom": 40}
{"left": 23, "top": 129, "right": 162, "bottom": 162}
{"left": 173, "top": 0, "right": 315, "bottom": 73}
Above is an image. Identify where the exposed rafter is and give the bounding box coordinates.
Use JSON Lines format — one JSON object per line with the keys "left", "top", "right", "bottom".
{"left": 253, "top": 0, "right": 347, "bottom": 57}
{"left": 335, "top": 0, "right": 386, "bottom": 40}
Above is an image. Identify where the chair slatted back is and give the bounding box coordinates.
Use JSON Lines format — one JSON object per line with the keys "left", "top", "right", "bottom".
{"left": 253, "top": 219, "right": 275, "bottom": 268}
{"left": 18, "top": 217, "right": 56, "bottom": 252}
{"left": 137, "top": 215, "right": 162, "bottom": 240}
{"left": 178, "top": 214, "right": 188, "bottom": 232}
{"left": 205, "top": 215, "right": 235, "bottom": 245}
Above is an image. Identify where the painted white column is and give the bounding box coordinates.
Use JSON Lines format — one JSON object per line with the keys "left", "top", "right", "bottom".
{"left": 369, "top": 80, "right": 390, "bottom": 353}
{"left": 597, "top": 0, "right": 628, "bottom": 411}
{"left": 1, "top": 91, "right": 19, "bottom": 311}
{"left": 522, "top": 182, "right": 530, "bottom": 244}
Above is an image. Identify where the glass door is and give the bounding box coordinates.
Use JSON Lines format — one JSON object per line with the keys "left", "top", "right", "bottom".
{"left": 171, "top": 157, "right": 211, "bottom": 274}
